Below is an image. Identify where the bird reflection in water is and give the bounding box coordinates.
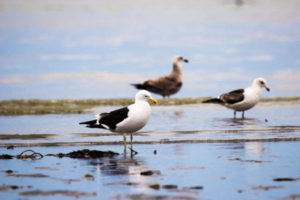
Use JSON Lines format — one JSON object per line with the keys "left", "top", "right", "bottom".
{"left": 89, "top": 153, "right": 155, "bottom": 193}
{"left": 89, "top": 153, "right": 143, "bottom": 176}
{"left": 218, "top": 117, "right": 262, "bottom": 128}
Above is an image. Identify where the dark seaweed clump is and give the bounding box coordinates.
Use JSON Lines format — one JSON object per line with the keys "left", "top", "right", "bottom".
{"left": 0, "top": 149, "right": 119, "bottom": 160}
{"left": 273, "top": 177, "right": 298, "bottom": 182}
{"left": 0, "top": 154, "right": 14, "bottom": 159}
{"left": 140, "top": 170, "right": 161, "bottom": 176}
{"left": 51, "top": 149, "right": 119, "bottom": 159}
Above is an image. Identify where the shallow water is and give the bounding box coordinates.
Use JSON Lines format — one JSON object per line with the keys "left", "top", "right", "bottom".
{"left": 1, "top": 102, "right": 300, "bottom": 200}
{"left": 1, "top": 142, "right": 300, "bottom": 200}
{"left": 0, "top": 102, "right": 300, "bottom": 146}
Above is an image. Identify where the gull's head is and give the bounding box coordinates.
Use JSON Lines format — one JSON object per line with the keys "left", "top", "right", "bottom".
{"left": 173, "top": 55, "right": 189, "bottom": 64}
{"left": 253, "top": 77, "right": 270, "bottom": 92}
{"left": 135, "top": 90, "right": 158, "bottom": 104}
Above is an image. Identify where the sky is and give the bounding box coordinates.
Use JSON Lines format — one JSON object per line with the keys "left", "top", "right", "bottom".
{"left": 0, "top": 0, "right": 300, "bottom": 100}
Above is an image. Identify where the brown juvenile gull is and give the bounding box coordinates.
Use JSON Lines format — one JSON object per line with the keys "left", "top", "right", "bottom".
{"left": 131, "top": 55, "right": 188, "bottom": 98}
{"left": 79, "top": 90, "right": 158, "bottom": 153}
{"left": 202, "top": 77, "right": 270, "bottom": 119}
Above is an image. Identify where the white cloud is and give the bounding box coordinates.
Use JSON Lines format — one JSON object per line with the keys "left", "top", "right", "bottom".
{"left": 254, "top": 32, "right": 298, "bottom": 42}
{"left": 39, "top": 54, "right": 101, "bottom": 61}
{"left": 19, "top": 34, "right": 56, "bottom": 44}
{"left": 272, "top": 69, "right": 300, "bottom": 81}
{"left": 275, "top": 84, "right": 300, "bottom": 90}
{"left": 191, "top": 54, "right": 273, "bottom": 64}
{"left": 147, "top": 29, "right": 300, "bottom": 48}
{"left": 0, "top": 65, "right": 22, "bottom": 70}
{"left": 224, "top": 48, "right": 237, "bottom": 55}
{"left": 40, "top": 72, "right": 148, "bottom": 83}
{"left": 0, "top": 71, "right": 149, "bottom": 85}
{"left": 63, "top": 34, "right": 145, "bottom": 48}
{"left": 147, "top": 36, "right": 245, "bottom": 47}
{"left": 1, "top": 0, "right": 300, "bottom": 32}
{"left": 183, "top": 68, "right": 252, "bottom": 83}
{"left": 101, "top": 55, "right": 159, "bottom": 67}
{"left": 267, "top": 68, "right": 300, "bottom": 91}
{"left": 0, "top": 75, "right": 25, "bottom": 84}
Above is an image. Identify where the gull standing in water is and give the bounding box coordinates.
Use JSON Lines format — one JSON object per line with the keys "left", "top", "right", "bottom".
{"left": 203, "top": 77, "right": 270, "bottom": 119}
{"left": 79, "top": 90, "right": 158, "bottom": 153}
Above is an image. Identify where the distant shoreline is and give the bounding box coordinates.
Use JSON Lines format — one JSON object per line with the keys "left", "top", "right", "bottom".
{"left": 0, "top": 97, "right": 299, "bottom": 116}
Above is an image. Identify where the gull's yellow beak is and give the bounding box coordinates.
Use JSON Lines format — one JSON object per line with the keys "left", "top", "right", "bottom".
{"left": 264, "top": 85, "right": 270, "bottom": 92}
{"left": 150, "top": 98, "right": 158, "bottom": 104}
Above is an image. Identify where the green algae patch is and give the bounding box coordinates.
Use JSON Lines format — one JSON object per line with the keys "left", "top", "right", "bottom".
{"left": 0, "top": 134, "right": 56, "bottom": 140}
{"left": 0, "top": 99, "right": 133, "bottom": 115}
{"left": 261, "top": 97, "right": 300, "bottom": 102}
{"left": 0, "top": 97, "right": 299, "bottom": 115}
{"left": 158, "top": 97, "right": 208, "bottom": 105}
{"left": 0, "top": 99, "right": 91, "bottom": 115}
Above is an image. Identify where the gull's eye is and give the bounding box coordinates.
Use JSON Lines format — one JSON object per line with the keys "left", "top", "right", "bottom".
{"left": 260, "top": 81, "right": 264, "bottom": 85}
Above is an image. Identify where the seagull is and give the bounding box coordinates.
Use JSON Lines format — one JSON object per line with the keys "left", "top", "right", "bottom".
{"left": 131, "top": 55, "right": 188, "bottom": 98}
{"left": 79, "top": 90, "right": 158, "bottom": 153}
{"left": 202, "top": 77, "right": 270, "bottom": 119}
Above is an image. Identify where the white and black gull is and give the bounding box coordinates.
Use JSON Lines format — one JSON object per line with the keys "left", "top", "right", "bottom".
{"left": 131, "top": 56, "right": 188, "bottom": 98}
{"left": 79, "top": 90, "right": 158, "bottom": 152}
{"left": 203, "top": 77, "right": 270, "bottom": 119}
